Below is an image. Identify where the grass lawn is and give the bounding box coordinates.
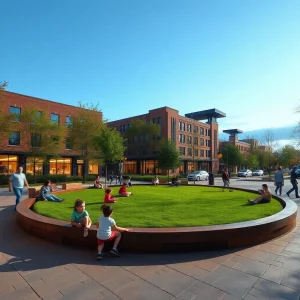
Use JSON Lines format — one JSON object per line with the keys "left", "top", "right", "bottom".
{"left": 32, "top": 186, "right": 283, "bottom": 228}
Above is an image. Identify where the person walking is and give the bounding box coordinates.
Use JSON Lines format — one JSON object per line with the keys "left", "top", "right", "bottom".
{"left": 286, "top": 166, "right": 299, "bottom": 198}
{"left": 9, "top": 166, "right": 30, "bottom": 209}
{"left": 222, "top": 168, "right": 232, "bottom": 192}
{"left": 274, "top": 167, "right": 284, "bottom": 196}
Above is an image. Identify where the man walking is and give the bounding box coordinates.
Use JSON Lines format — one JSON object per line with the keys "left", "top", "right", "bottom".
{"left": 9, "top": 166, "right": 30, "bottom": 209}
{"left": 286, "top": 166, "right": 299, "bottom": 198}
{"left": 222, "top": 168, "right": 232, "bottom": 192}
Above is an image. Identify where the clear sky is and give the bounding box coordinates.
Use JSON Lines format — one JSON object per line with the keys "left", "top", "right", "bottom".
{"left": 1, "top": 0, "right": 300, "bottom": 132}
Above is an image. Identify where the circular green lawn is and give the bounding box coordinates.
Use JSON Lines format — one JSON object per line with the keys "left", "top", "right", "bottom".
{"left": 32, "top": 186, "right": 283, "bottom": 228}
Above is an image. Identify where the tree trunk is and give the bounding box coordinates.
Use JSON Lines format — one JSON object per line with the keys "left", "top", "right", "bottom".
{"left": 33, "top": 158, "right": 36, "bottom": 184}
{"left": 105, "top": 164, "right": 107, "bottom": 187}
{"left": 82, "top": 159, "right": 86, "bottom": 183}
{"left": 167, "top": 169, "right": 169, "bottom": 182}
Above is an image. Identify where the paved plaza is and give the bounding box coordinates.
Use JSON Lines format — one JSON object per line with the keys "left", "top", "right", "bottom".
{"left": 1, "top": 179, "right": 300, "bottom": 299}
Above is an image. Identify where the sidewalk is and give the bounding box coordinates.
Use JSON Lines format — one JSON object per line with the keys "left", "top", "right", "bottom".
{"left": 0, "top": 186, "right": 300, "bottom": 299}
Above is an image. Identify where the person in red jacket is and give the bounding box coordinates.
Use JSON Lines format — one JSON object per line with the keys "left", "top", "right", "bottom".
{"left": 118, "top": 183, "right": 132, "bottom": 197}
{"left": 104, "top": 188, "right": 117, "bottom": 203}
{"left": 222, "top": 168, "right": 232, "bottom": 192}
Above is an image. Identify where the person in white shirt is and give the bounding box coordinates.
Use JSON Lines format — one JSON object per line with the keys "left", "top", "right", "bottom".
{"left": 9, "top": 166, "right": 29, "bottom": 209}
{"left": 96, "top": 205, "right": 131, "bottom": 260}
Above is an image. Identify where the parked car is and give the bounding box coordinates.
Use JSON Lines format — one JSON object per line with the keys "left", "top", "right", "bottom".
{"left": 237, "top": 169, "right": 252, "bottom": 177}
{"left": 187, "top": 170, "right": 209, "bottom": 181}
{"left": 252, "top": 170, "right": 264, "bottom": 176}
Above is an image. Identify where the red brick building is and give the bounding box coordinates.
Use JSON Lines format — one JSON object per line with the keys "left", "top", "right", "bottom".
{"left": 108, "top": 107, "right": 225, "bottom": 174}
{"left": 0, "top": 91, "right": 102, "bottom": 176}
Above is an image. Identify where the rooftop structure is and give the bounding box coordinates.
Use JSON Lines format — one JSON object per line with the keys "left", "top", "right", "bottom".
{"left": 185, "top": 109, "right": 226, "bottom": 122}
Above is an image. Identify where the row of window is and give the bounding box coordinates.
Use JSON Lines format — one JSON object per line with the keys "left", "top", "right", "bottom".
{"left": 9, "top": 106, "right": 71, "bottom": 126}
{"left": 179, "top": 147, "right": 211, "bottom": 157}
{"left": 0, "top": 155, "right": 99, "bottom": 175}
{"left": 116, "top": 117, "right": 162, "bottom": 133}
{"left": 178, "top": 135, "right": 211, "bottom": 146}
{"left": 178, "top": 122, "right": 210, "bottom": 136}
{"left": 8, "top": 131, "right": 72, "bottom": 149}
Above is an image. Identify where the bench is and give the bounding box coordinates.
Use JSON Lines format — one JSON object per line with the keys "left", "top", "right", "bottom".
{"left": 62, "top": 182, "right": 82, "bottom": 190}
{"left": 28, "top": 183, "right": 58, "bottom": 198}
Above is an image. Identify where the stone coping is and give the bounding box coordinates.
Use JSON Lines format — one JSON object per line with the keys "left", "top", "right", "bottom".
{"left": 16, "top": 185, "right": 297, "bottom": 252}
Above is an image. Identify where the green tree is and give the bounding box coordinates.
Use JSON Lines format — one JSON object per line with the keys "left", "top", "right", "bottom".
{"left": 17, "top": 107, "right": 65, "bottom": 182}
{"left": 94, "top": 125, "right": 126, "bottom": 186}
{"left": 68, "top": 103, "right": 103, "bottom": 183}
{"left": 246, "top": 154, "right": 259, "bottom": 169}
{"left": 158, "top": 140, "right": 182, "bottom": 181}
{"left": 278, "top": 145, "right": 300, "bottom": 167}
{"left": 125, "top": 120, "right": 161, "bottom": 174}
{"left": 220, "top": 144, "right": 242, "bottom": 169}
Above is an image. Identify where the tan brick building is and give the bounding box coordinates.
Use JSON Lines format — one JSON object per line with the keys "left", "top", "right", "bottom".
{"left": 0, "top": 91, "right": 102, "bottom": 176}
{"left": 108, "top": 107, "right": 225, "bottom": 175}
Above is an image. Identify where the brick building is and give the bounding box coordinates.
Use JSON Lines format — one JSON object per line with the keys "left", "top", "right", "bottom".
{"left": 0, "top": 91, "right": 102, "bottom": 176}
{"left": 108, "top": 107, "right": 226, "bottom": 174}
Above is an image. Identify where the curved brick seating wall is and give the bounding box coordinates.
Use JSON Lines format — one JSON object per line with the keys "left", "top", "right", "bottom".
{"left": 17, "top": 187, "right": 297, "bottom": 252}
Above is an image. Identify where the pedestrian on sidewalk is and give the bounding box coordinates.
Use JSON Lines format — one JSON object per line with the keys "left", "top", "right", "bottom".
{"left": 274, "top": 167, "right": 284, "bottom": 196}
{"left": 8, "top": 166, "right": 30, "bottom": 209}
{"left": 286, "top": 166, "right": 299, "bottom": 198}
{"left": 222, "top": 168, "right": 232, "bottom": 192}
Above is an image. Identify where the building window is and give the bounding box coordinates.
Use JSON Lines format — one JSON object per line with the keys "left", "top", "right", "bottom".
{"left": 153, "top": 118, "right": 156, "bottom": 124}
{"left": 120, "top": 125, "right": 126, "bottom": 133}
{"left": 10, "top": 106, "right": 21, "bottom": 122}
{"left": 207, "top": 130, "right": 211, "bottom": 136}
{"left": 65, "top": 137, "right": 72, "bottom": 149}
{"left": 188, "top": 148, "right": 192, "bottom": 156}
{"left": 200, "top": 149, "right": 205, "bottom": 157}
{"left": 31, "top": 134, "right": 41, "bottom": 147}
{"left": 206, "top": 150, "right": 211, "bottom": 158}
{"left": 50, "top": 158, "right": 72, "bottom": 175}
{"left": 179, "top": 134, "right": 185, "bottom": 143}
{"left": 179, "top": 122, "right": 185, "bottom": 131}
{"left": 8, "top": 132, "right": 20, "bottom": 146}
{"left": 26, "top": 157, "right": 43, "bottom": 175}
{"left": 187, "top": 136, "right": 192, "bottom": 144}
{"left": 194, "top": 126, "right": 198, "bottom": 133}
{"left": 194, "top": 149, "right": 199, "bottom": 156}
{"left": 200, "top": 138, "right": 204, "bottom": 146}
{"left": 157, "top": 117, "right": 162, "bottom": 126}
{"left": 0, "top": 155, "right": 19, "bottom": 174}
{"left": 194, "top": 137, "right": 198, "bottom": 145}
{"left": 51, "top": 113, "right": 59, "bottom": 125}
{"left": 200, "top": 127, "right": 205, "bottom": 135}
{"left": 66, "top": 116, "right": 72, "bottom": 126}
{"left": 187, "top": 124, "right": 192, "bottom": 132}
{"left": 89, "top": 163, "right": 98, "bottom": 174}
{"left": 206, "top": 139, "right": 211, "bottom": 147}
{"left": 179, "top": 147, "right": 185, "bottom": 155}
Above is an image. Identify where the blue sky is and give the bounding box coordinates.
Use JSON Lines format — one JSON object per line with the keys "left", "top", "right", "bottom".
{"left": 1, "top": 0, "right": 300, "bottom": 137}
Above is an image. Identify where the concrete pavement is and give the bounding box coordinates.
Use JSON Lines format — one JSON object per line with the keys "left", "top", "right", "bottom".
{"left": 1, "top": 181, "right": 300, "bottom": 299}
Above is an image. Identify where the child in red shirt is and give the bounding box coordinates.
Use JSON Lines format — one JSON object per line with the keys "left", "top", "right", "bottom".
{"left": 118, "top": 183, "right": 132, "bottom": 197}
{"left": 104, "top": 188, "right": 117, "bottom": 203}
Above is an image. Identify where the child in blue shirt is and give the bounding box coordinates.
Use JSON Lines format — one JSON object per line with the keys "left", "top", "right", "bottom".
{"left": 71, "top": 199, "right": 92, "bottom": 237}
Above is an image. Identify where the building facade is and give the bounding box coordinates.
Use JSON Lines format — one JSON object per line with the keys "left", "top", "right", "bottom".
{"left": 0, "top": 91, "right": 102, "bottom": 176}
{"left": 108, "top": 107, "right": 225, "bottom": 174}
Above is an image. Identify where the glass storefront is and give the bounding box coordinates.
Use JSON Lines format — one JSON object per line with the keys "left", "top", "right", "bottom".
{"left": 50, "top": 158, "right": 72, "bottom": 175}
{"left": 89, "top": 163, "right": 98, "bottom": 174}
{"left": 123, "top": 161, "right": 137, "bottom": 174}
{"left": 0, "top": 155, "right": 19, "bottom": 174}
{"left": 26, "top": 157, "right": 43, "bottom": 175}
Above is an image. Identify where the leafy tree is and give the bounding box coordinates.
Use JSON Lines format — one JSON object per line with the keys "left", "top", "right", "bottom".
{"left": 220, "top": 144, "right": 242, "bottom": 169}
{"left": 68, "top": 103, "right": 103, "bottom": 183}
{"left": 94, "top": 125, "right": 126, "bottom": 186}
{"left": 246, "top": 154, "right": 259, "bottom": 169}
{"left": 17, "top": 107, "right": 65, "bottom": 182}
{"left": 158, "top": 140, "right": 182, "bottom": 181}
{"left": 125, "top": 120, "right": 161, "bottom": 174}
{"left": 262, "top": 129, "right": 277, "bottom": 177}
{"left": 278, "top": 145, "right": 300, "bottom": 167}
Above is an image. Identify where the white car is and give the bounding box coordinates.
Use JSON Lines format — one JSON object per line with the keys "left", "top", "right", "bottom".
{"left": 237, "top": 169, "right": 252, "bottom": 177}
{"left": 187, "top": 170, "right": 209, "bottom": 181}
{"left": 253, "top": 170, "right": 264, "bottom": 176}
